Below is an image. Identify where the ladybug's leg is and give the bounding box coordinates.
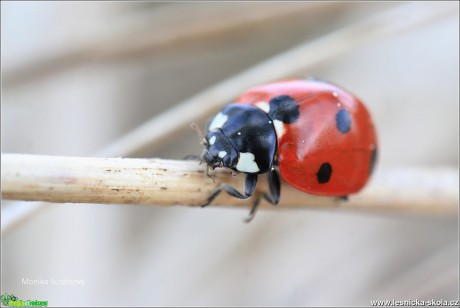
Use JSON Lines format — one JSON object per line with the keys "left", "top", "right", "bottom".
{"left": 262, "top": 170, "right": 281, "bottom": 205}
{"left": 202, "top": 173, "right": 258, "bottom": 207}
{"left": 244, "top": 198, "right": 261, "bottom": 223}
{"left": 183, "top": 154, "right": 202, "bottom": 161}
{"left": 244, "top": 170, "right": 280, "bottom": 223}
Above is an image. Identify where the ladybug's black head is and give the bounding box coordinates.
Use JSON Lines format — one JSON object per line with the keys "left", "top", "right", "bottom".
{"left": 202, "top": 130, "right": 238, "bottom": 171}
{"left": 202, "top": 104, "right": 277, "bottom": 175}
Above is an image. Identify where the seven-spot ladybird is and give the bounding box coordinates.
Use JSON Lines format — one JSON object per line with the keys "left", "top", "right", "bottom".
{"left": 200, "top": 79, "right": 378, "bottom": 218}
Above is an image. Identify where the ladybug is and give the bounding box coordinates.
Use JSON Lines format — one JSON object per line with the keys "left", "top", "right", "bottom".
{"left": 200, "top": 79, "right": 378, "bottom": 219}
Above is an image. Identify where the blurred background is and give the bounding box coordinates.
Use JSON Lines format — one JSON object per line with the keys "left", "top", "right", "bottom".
{"left": 1, "top": 1, "right": 458, "bottom": 306}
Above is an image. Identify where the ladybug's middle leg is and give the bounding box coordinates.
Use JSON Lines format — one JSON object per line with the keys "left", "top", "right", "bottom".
{"left": 202, "top": 173, "right": 258, "bottom": 207}
{"left": 244, "top": 170, "right": 280, "bottom": 223}
{"left": 262, "top": 170, "right": 280, "bottom": 205}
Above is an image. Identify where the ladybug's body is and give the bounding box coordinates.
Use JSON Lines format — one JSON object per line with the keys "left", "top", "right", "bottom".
{"left": 236, "top": 80, "right": 377, "bottom": 196}
{"left": 201, "top": 79, "right": 377, "bottom": 217}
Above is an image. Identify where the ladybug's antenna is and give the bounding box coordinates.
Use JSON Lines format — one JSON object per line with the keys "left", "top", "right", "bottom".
{"left": 191, "top": 122, "right": 206, "bottom": 145}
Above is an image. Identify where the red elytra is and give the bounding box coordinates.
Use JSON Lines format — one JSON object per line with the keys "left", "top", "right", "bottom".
{"left": 235, "top": 79, "right": 378, "bottom": 196}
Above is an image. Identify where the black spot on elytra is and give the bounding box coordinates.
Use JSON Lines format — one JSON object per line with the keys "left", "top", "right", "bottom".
{"left": 336, "top": 108, "right": 351, "bottom": 134}
{"left": 316, "top": 163, "right": 332, "bottom": 184}
{"left": 268, "top": 95, "right": 300, "bottom": 124}
{"left": 369, "top": 146, "right": 378, "bottom": 175}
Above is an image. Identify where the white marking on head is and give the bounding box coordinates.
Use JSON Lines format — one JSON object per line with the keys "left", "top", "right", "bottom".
{"left": 237, "top": 132, "right": 241, "bottom": 135}
{"left": 218, "top": 151, "right": 227, "bottom": 158}
{"left": 332, "top": 91, "right": 338, "bottom": 98}
{"left": 209, "top": 112, "right": 228, "bottom": 130}
{"left": 208, "top": 135, "right": 216, "bottom": 145}
{"left": 273, "top": 120, "right": 285, "bottom": 138}
{"left": 236, "top": 152, "right": 260, "bottom": 173}
{"left": 255, "top": 101, "right": 270, "bottom": 113}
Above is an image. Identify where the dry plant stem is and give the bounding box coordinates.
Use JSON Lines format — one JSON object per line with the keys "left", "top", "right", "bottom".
{"left": 2, "top": 154, "right": 458, "bottom": 216}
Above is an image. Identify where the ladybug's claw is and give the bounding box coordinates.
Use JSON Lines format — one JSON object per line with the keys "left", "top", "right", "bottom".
{"left": 205, "top": 166, "right": 215, "bottom": 183}
{"left": 200, "top": 200, "right": 212, "bottom": 208}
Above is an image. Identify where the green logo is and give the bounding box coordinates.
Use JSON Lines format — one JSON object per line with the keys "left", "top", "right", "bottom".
{"left": 1, "top": 294, "right": 47, "bottom": 307}
{"left": 1, "top": 294, "right": 17, "bottom": 305}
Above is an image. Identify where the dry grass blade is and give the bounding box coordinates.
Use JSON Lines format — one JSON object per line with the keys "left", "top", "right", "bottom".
{"left": 98, "top": 2, "right": 457, "bottom": 158}
{"left": 2, "top": 3, "right": 342, "bottom": 87}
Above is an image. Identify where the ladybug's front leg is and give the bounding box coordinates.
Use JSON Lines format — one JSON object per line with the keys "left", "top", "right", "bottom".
{"left": 202, "top": 173, "right": 258, "bottom": 207}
